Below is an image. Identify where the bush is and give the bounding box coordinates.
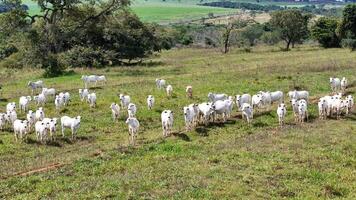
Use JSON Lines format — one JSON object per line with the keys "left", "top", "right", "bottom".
{"left": 311, "top": 17, "right": 340, "bottom": 48}
{"left": 0, "top": 52, "right": 23, "bottom": 69}
{"left": 341, "top": 38, "right": 356, "bottom": 51}
{"left": 261, "top": 31, "right": 281, "bottom": 45}
{"left": 58, "top": 46, "right": 107, "bottom": 68}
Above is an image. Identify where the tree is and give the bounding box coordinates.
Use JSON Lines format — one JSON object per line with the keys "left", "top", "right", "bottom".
{"left": 240, "top": 24, "right": 264, "bottom": 46}
{"left": 270, "top": 10, "right": 311, "bottom": 50}
{"left": 338, "top": 4, "right": 356, "bottom": 51}
{"left": 311, "top": 17, "right": 340, "bottom": 48}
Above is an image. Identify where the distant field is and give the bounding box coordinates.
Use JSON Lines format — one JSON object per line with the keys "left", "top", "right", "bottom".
{"left": 0, "top": 45, "right": 355, "bottom": 198}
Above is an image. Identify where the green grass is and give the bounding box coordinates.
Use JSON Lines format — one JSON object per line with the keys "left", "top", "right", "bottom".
{"left": 0, "top": 45, "right": 356, "bottom": 198}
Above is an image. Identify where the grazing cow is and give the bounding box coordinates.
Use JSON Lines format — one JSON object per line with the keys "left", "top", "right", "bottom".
{"left": 155, "top": 79, "right": 166, "bottom": 89}
{"left": 125, "top": 117, "right": 140, "bottom": 145}
{"left": 6, "top": 102, "right": 16, "bottom": 112}
{"left": 41, "top": 88, "right": 56, "bottom": 98}
{"left": 87, "top": 93, "right": 97, "bottom": 108}
{"left": 28, "top": 80, "right": 44, "bottom": 95}
{"left": 13, "top": 120, "right": 29, "bottom": 141}
{"left": 166, "top": 85, "right": 173, "bottom": 97}
{"left": 341, "top": 77, "right": 348, "bottom": 93}
{"left": 127, "top": 103, "right": 137, "bottom": 118}
{"left": 198, "top": 102, "right": 215, "bottom": 125}
{"left": 119, "top": 94, "right": 131, "bottom": 108}
{"left": 288, "top": 90, "right": 309, "bottom": 101}
{"left": 235, "top": 94, "right": 251, "bottom": 110}
{"left": 241, "top": 103, "right": 253, "bottom": 125}
{"left": 270, "top": 91, "right": 284, "bottom": 104}
{"left": 35, "top": 120, "right": 50, "bottom": 142}
{"left": 330, "top": 77, "right": 341, "bottom": 93}
{"left": 297, "top": 100, "right": 308, "bottom": 123}
{"left": 35, "top": 107, "right": 45, "bottom": 121}
{"left": 79, "top": 89, "right": 89, "bottom": 102}
{"left": 19, "top": 96, "right": 31, "bottom": 112}
{"left": 277, "top": 103, "right": 287, "bottom": 127}
{"left": 26, "top": 110, "right": 35, "bottom": 130}
{"left": 251, "top": 94, "right": 263, "bottom": 109}
{"left": 161, "top": 110, "right": 174, "bottom": 137}
{"left": 34, "top": 93, "right": 46, "bottom": 106}
{"left": 147, "top": 95, "right": 155, "bottom": 110}
{"left": 81, "top": 75, "right": 97, "bottom": 88}
{"left": 110, "top": 103, "right": 120, "bottom": 121}
{"left": 61, "top": 116, "right": 81, "bottom": 139}
{"left": 186, "top": 86, "right": 193, "bottom": 98}
{"left": 318, "top": 98, "right": 328, "bottom": 120}
{"left": 42, "top": 118, "right": 58, "bottom": 140}
{"left": 208, "top": 93, "right": 227, "bottom": 103}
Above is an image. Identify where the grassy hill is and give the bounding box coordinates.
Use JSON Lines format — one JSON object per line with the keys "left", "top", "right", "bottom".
{"left": 0, "top": 45, "right": 355, "bottom": 198}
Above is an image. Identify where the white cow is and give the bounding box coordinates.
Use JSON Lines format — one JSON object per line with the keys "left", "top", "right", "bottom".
{"left": 19, "top": 96, "right": 31, "bottom": 112}
{"left": 87, "top": 93, "right": 97, "bottom": 108}
{"left": 297, "top": 99, "right": 308, "bottom": 123}
{"left": 125, "top": 117, "right": 140, "bottom": 145}
{"left": 42, "top": 118, "right": 58, "bottom": 140}
{"left": 251, "top": 94, "right": 263, "bottom": 109}
{"left": 61, "top": 116, "right": 81, "bottom": 139}
{"left": 7, "top": 110, "right": 17, "bottom": 125}
{"left": 318, "top": 98, "right": 328, "bottom": 120}
{"left": 35, "top": 107, "right": 45, "bottom": 121}
{"left": 41, "top": 88, "right": 56, "bottom": 98}
{"left": 34, "top": 93, "right": 46, "bottom": 106}
{"left": 186, "top": 86, "right": 193, "bottom": 98}
{"left": 127, "top": 103, "right": 137, "bottom": 118}
{"left": 270, "top": 91, "right": 284, "bottom": 104}
{"left": 330, "top": 77, "right": 341, "bottom": 93}
{"left": 208, "top": 93, "right": 227, "bottom": 103}
{"left": 166, "top": 85, "right": 173, "bottom": 97}
{"left": 0, "top": 113, "right": 6, "bottom": 130}
{"left": 58, "top": 92, "right": 70, "bottom": 106}
{"left": 6, "top": 102, "right": 16, "bottom": 112}
{"left": 235, "top": 94, "right": 251, "bottom": 110}
{"left": 119, "top": 94, "right": 131, "bottom": 108}
{"left": 213, "top": 100, "right": 230, "bottom": 122}
{"left": 81, "top": 75, "right": 98, "bottom": 88}
{"left": 241, "top": 103, "right": 253, "bottom": 125}
{"left": 155, "top": 79, "right": 166, "bottom": 89}
{"left": 28, "top": 80, "right": 44, "bottom": 95}
{"left": 346, "top": 95, "right": 354, "bottom": 112}
{"left": 259, "top": 91, "right": 272, "bottom": 108}
{"left": 110, "top": 103, "right": 120, "bottom": 121}
{"left": 183, "top": 106, "right": 195, "bottom": 131}
{"left": 26, "top": 110, "right": 35, "bottom": 130}
{"left": 277, "top": 103, "right": 287, "bottom": 127}
{"left": 79, "top": 89, "right": 89, "bottom": 102}
{"left": 289, "top": 90, "right": 309, "bottom": 101}
{"left": 341, "top": 77, "right": 348, "bottom": 93}
{"left": 13, "top": 120, "right": 29, "bottom": 141}
{"left": 55, "top": 95, "right": 64, "bottom": 110}
{"left": 147, "top": 95, "right": 155, "bottom": 110}
{"left": 161, "top": 110, "right": 174, "bottom": 137}
{"left": 96, "top": 75, "right": 107, "bottom": 85}
{"left": 188, "top": 103, "right": 199, "bottom": 126}
{"left": 35, "top": 120, "right": 50, "bottom": 142}
{"left": 198, "top": 102, "right": 215, "bottom": 125}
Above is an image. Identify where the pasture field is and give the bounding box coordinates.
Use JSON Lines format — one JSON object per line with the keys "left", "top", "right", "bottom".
{"left": 0, "top": 45, "right": 356, "bottom": 198}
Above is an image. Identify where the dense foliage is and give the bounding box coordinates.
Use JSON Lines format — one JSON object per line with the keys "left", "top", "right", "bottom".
{"left": 338, "top": 4, "right": 356, "bottom": 50}
{"left": 311, "top": 17, "right": 340, "bottom": 48}
{"left": 200, "top": 1, "right": 282, "bottom": 12}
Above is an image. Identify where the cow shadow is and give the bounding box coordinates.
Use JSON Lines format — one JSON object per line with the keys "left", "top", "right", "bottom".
{"left": 0, "top": 98, "right": 8, "bottom": 102}
{"left": 172, "top": 132, "right": 191, "bottom": 142}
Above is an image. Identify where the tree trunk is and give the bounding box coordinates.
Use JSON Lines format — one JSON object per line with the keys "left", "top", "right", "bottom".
{"left": 286, "top": 40, "right": 291, "bottom": 51}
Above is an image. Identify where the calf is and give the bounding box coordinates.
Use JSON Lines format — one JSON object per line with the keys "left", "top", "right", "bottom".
{"left": 147, "top": 95, "right": 155, "bottom": 110}
{"left": 125, "top": 117, "right": 140, "bottom": 145}
{"left": 61, "top": 116, "right": 81, "bottom": 139}
{"left": 119, "top": 94, "right": 131, "bottom": 108}
{"left": 277, "top": 103, "right": 287, "bottom": 127}
{"left": 166, "top": 85, "right": 173, "bottom": 97}
{"left": 186, "top": 86, "right": 193, "bottom": 98}
{"left": 241, "top": 103, "right": 253, "bottom": 125}
{"left": 161, "top": 110, "right": 174, "bottom": 137}
{"left": 110, "top": 103, "right": 120, "bottom": 121}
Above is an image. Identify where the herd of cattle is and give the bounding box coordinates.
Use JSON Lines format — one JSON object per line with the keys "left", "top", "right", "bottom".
{"left": 0, "top": 75, "right": 354, "bottom": 145}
